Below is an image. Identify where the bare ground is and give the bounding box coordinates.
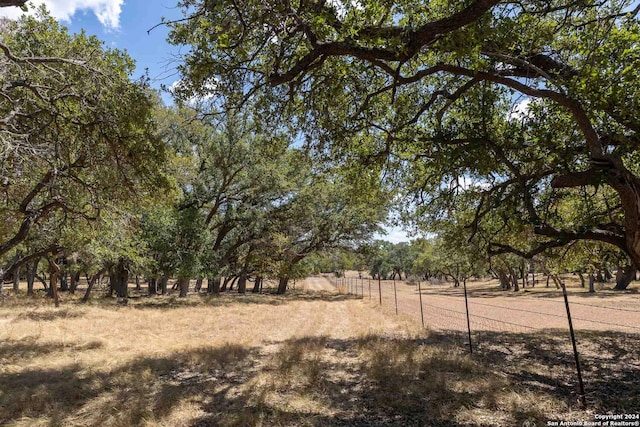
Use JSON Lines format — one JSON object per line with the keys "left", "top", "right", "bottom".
{"left": 0, "top": 276, "right": 639, "bottom": 426}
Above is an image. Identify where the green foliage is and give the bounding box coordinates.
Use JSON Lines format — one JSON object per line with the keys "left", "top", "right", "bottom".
{"left": 139, "top": 104, "right": 386, "bottom": 286}
{"left": 168, "top": 0, "right": 640, "bottom": 272}
{"left": 0, "top": 7, "right": 166, "bottom": 275}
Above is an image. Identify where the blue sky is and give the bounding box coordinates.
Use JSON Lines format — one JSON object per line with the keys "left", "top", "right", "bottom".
{"left": 0, "top": 0, "right": 411, "bottom": 243}
{"left": 0, "top": 0, "right": 185, "bottom": 102}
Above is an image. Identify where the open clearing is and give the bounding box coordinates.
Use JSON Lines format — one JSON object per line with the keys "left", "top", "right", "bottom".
{"left": 1, "top": 276, "right": 639, "bottom": 426}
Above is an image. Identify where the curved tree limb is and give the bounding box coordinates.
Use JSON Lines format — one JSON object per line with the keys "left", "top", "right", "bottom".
{"left": 269, "top": 0, "right": 501, "bottom": 85}
{"left": 533, "top": 224, "right": 627, "bottom": 252}
{"left": 0, "top": 0, "right": 26, "bottom": 7}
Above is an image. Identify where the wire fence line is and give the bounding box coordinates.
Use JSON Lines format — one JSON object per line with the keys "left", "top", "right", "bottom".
{"left": 329, "top": 276, "right": 640, "bottom": 334}
{"left": 463, "top": 290, "right": 640, "bottom": 313}
{"left": 327, "top": 275, "right": 640, "bottom": 408}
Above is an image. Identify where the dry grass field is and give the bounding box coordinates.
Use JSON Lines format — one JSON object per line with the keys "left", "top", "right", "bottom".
{"left": 1, "top": 276, "right": 639, "bottom": 426}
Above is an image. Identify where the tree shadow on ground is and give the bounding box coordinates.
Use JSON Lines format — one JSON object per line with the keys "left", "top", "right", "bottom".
{"left": 427, "top": 329, "right": 640, "bottom": 412}
{"left": 0, "top": 337, "right": 103, "bottom": 365}
{"left": 3, "top": 288, "right": 360, "bottom": 311}
{"left": 1, "top": 329, "right": 637, "bottom": 426}
{"left": 0, "top": 343, "right": 255, "bottom": 427}
{"left": 15, "top": 308, "right": 86, "bottom": 321}
{"left": 124, "top": 290, "right": 360, "bottom": 310}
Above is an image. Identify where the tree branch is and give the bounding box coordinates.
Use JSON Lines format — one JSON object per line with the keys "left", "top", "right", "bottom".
{"left": 269, "top": 0, "right": 501, "bottom": 85}
{"left": 0, "top": 0, "right": 25, "bottom": 7}
{"left": 533, "top": 224, "right": 627, "bottom": 252}
{"left": 1, "top": 244, "right": 60, "bottom": 282}
{"left": 0, "top": 201, "right": 64, "bottom": 257}
{"left": 434, "top": 64, "right": 603, "bottom": 158}
{"left": 551, "top": 169, "right": 601, "bottom": 188}
{"left": 0, "top": 42, "right": 86, "bottom": 66}
{"left": 488, "top": 241, "right": 566, "bottom": 259}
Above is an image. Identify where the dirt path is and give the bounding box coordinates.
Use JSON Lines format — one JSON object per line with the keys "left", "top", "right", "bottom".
{"left": 298, "top": 275, "right": 337, "bottom": 292}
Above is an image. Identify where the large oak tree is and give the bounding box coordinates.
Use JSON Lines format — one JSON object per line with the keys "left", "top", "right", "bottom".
{"left": 1, "top": 8, "right": 165, "bottom": 280}
{"left": 168, "top": 0, "right": 640, "bottom": 271}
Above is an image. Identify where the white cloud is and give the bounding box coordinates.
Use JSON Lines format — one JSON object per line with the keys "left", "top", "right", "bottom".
{"left": 0, "top": 0, "right": 123, "bottom": 30}
{"left": 451, "top": 175, "right": 491, "bottom": 191}
{"left": 374, "top": 225, "right": 410, "bottom": 244}
{"left": 508, "top": 97, "right": 532, "bottom": 121}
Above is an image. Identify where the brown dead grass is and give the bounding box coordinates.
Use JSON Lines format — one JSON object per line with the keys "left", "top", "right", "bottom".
{"left": 0, "top": 280, "right": 637, "bottom": 426}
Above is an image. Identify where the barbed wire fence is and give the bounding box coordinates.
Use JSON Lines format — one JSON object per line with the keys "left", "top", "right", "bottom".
{"left": 327, "top": 274, "right": 640, "bottom": 408}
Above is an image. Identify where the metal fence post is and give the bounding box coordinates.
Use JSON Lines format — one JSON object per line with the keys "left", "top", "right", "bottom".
{"left": 463, "top": 280, "right": 472, "bottom": 355}
{"left": 418, "top": 280, "right": 425, "bottom": 328}
{"left": 561, "top": 283, "right": 587, "bottom": 408}
{"left": 393, "top": 278, "right": 398, "bottom": 315}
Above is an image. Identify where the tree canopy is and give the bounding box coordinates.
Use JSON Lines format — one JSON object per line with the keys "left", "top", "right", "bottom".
{"left": 168, "top": 0, "right": 640, "bottom": 272}
{"left": 142, "top": 105, "right": 386, "bottom": 294}
{"left": 0, "top": 8, "right": 166, "bottom": 280}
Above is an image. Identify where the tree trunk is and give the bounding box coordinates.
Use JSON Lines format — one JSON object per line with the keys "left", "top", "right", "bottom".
{"left": 614, "top": 265, "right": 636, "bottom": 290}
{"left": 277, "top": 277, "right": 289, "bottom": 294}
{"left": 531, "top": 266, "right": 536, "bottom": 287}
{"left": 69, "top": 272, "right": 80, "bottom": 294}
{"left": 178, "top": 278, "right": 189, "bottom": 298}
{"left": 82, "top": 273, "right": 99, "bottom": 302}
{"left": 228, "top": 276, "right": 238, "bottom": 291}
{"left": 237, "top": 271, "right": 247, "bottom": 294}
{"left": 148, "top": 277, "right": 158, "bottom": 295}
{"left": 135, "top": 275, "right": 141, "bottom": 291}
{"left": 13, "top": 264, "right": 20, "bottom": 292}
{"left": 498, "top": 269, "right": 511, "bottom": 290}
{"left": 207, "top": 277, "right": 221, "bottom": 294}
{"left": 578, "top": 272, "right": 585, "bottom": 288}
{"left": 160, "top": 275, "right": 168, "bottom": 295}
{"left": 194, "top": 278, "right": 203, "bottom": 292}
{"left": 36, "top": 273, "right": 48, "bottom": 291}
{"left": 252, "top": 277, "right": 262, "bottom": 293}
{"left": 110, "top": 259, "right": 129, "bottom": 299}
{"left": 509, "top": 267, "right": 519, "bottom": 292}
{"left": 26, "top": 259, "right": 37, "bottom": 295}
{"left": 49, "top": 259, "right": 60, "bottom": 307}
{"left": 588, "top": 274, "right": 596, "bottom": 293}
{"left": 60, "top": 272, "right": 69, "bottom": 292}
{"left": 221, "top": 276, "right": 233, "bottom": 292}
